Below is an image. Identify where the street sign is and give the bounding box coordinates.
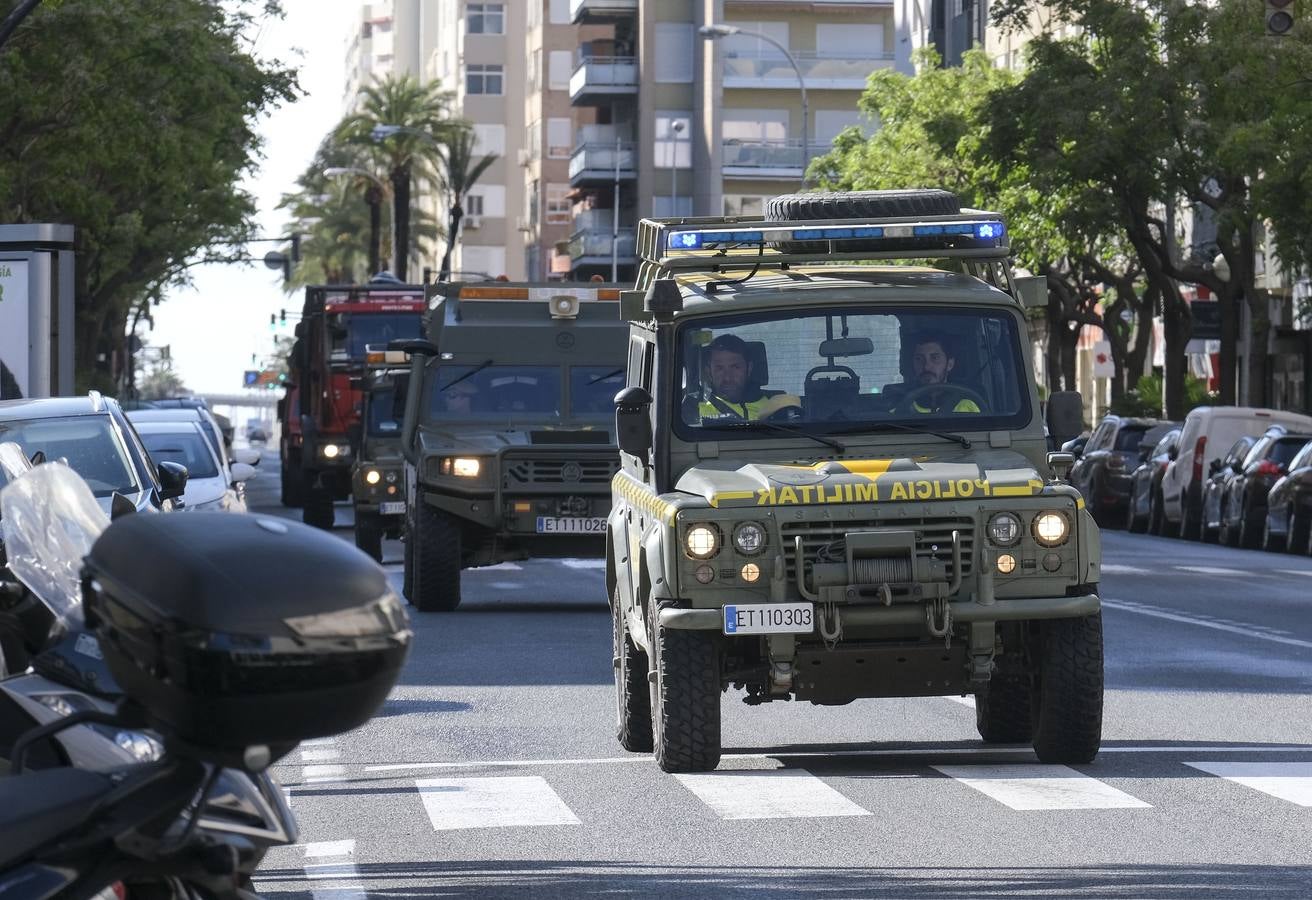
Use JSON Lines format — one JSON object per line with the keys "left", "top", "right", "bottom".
{"left": 1190, "top": 300, "right": 1221, "bottom": 340}
{"left": 243, "top": 369, "right": 259, "bottom": 387}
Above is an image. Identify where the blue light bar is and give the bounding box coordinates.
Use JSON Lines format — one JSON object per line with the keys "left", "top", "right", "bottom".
{"left": 663, "top": 218, "right": 1007, "bottom": 254}
{"left": 975, "top": 222, "right": 1005, "bottom": 240}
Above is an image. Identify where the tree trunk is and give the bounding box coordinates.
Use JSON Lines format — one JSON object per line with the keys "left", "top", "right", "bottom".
{"left": 1161, "top": 285, "right": 1191, "bottom": 419}
{"left": 366, "top": 184, "right": 382, "bottom": 278}
{"left": 439, "top": 203, "right": 463, "bottom": 282}
{"left": 391, "top": 161, "right": 411, "bottom": 282}
{"left": 1246, "top": 289, "right": 1270, "bottom": 407}
{"left": 1060, "top": 322, "right": 1079, "bottom": 394}
{"left": 1216, "top": 281, "right": 1238, "bottom": 406}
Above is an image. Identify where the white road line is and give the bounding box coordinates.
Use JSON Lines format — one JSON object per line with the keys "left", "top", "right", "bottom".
{"left": 559, "top": 558, "right": 606, "bottom": 570}
{"left": 302, "top": 840, "right": 366, "bottom": 900}
{"left": 416, "top": 776, "right": 581, "bottom": 830}
{"left": 1276, "top": 569, "right": 1312, "bottom": 577}
{"left": 472, "top": 562, "right": 523, "bottom": 572}
{"left": 363, "top": 744, "right": 1312, "bottom": 773}
{"left": 1174, "top": 565, "right": 1245, "bottom": 576}
{"left": 303, "top": 765, "right": 347, "bottom": 783}
{"left": 302, "top": 737, "right": 338, "bottom": 748}
{"left": 1102, "top": 598, "right": 1312, "bottom": 650}
{"left": 1185, "top": 762, "right": 1312, "bottom": 807}
{"left": 944, "top": 695, "right": 977, "bottom": 708}
{"left": 301, "top": 748, "right": 341, "bottom": 762}
{"left": 675, "top": 770, "right": 871, "bottom": 820}
{"left": 1101, "top": 563, "right": 1152, "bottom": 575}
{"left": 935, "top": 764, "right": 1152, "bottom": 811}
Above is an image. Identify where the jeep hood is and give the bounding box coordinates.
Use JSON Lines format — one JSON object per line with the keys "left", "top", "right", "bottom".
{"left": 674, "top": 449, "right": 1047, "bottom": 508}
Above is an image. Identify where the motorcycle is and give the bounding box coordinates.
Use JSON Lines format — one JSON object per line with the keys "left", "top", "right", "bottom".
{"left": 0, "top": 461, "right": 411, "bottom": 898}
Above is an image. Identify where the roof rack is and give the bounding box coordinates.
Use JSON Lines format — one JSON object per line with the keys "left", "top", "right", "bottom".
{"left": 634, "top": 210, "right": 1011, "bottom": 290}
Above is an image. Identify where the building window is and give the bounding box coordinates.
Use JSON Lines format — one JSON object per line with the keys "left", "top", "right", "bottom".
{"left": 724, "top": 194, "right": 770, "bottom": 217}
{"left": 527, "top": 119, "right": 543, "bottom": 160}
{"left": 655, "top": 113, "right": 692, "bottom": 169}
{"left": 467, "top": 3, "right": 504, "bottom": 35}
{"left": 547, "top": 118, "right": 572, "bottom": 158}
{"left": 549, "top": 0, "right": 569, "bottom": 24}
{"left": 548, "top": 50, "right": 572, "bottom": 91}
{"left": 546, "top": 184, "right": 571, "bottom": 225}
{"left": 466, "top": 64, "right": 504, "bottom": 95}
{"left": 465, "top": 194, "right": 485, "bottom": 217}
{"left": 654, "top": 23, "right": 695, "bottom": 83}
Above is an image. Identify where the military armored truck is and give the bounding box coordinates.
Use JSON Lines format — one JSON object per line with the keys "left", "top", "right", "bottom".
{"left": 396, "top": 282, "right": 630, "bottom": 612}
{"left": 350, "top": 347, "right": 410, "bottom": 561}
{"left": 606, "top": 189, "right": 1101, "bottom": 773}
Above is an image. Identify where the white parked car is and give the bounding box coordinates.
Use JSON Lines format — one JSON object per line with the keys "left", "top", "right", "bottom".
{"left": 1159, "top": 405, "right": 1312, "bottom": 539}
{"left": 133, "top": 421, "right": 255, "bottom": 513}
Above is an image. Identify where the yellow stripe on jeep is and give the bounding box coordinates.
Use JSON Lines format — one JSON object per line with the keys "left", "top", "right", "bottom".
{"left": 611, "top": 472, "right": 676, "bottom": 525}
{"left": 708, "top": 490, "right": 755, "bottom": 508}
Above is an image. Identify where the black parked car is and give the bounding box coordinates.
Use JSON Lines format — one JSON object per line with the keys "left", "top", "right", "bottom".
{"left": 1070, "top": 415, "right": 1167, "bottom": 526}
{"left": 0, "top": 392, "right": 187, "bottom": 515}
{"left": 1126, "top": 425, "right": 1181, "bottom": 534}
{"left": 1261, "top": 439, "right": 1312, "bottom": 554}
{"left": 1199, "top": 435, "right": 1259, "bottom": 543}
{"left": 1217, "top": 425, "right": 1312, "bottom": 549}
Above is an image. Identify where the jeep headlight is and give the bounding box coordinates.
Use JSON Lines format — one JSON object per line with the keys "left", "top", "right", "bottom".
{"left": 321, "top": 443, "right": 349, "bottom": 459}
{"left": 685, "top": 523, "right": 720, "bottom": 559}
{"left": 438, "top": 457, "right": 483, "bottom": 478}
{"left": 365, "top": 469, "right": 382, "bottom": 485}
{"left": 732, "top": 522, "right": 766, "bottom": 555}
{"left": 987, "top": 512, "right": 1022, "bottom": 547}
{"left": 1032, "top": 511, "right": 1070, "bottom": 547}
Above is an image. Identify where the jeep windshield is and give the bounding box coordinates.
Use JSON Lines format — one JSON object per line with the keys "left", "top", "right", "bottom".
{"left": 675, "top": 306, "right": 1030, "bottom": 440}
{"left": 0, "top": 416, "right": 141, "bottom": 497}
{"left": 422, "top": 363, "right": 628, "bottom": 423}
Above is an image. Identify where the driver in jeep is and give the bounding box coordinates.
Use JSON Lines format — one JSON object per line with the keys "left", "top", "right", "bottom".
{"left": 696, "top": 334, "right": 799, "bottom": 421}
{"left": 909, "top": 333, "right": 981, "bottom": 414}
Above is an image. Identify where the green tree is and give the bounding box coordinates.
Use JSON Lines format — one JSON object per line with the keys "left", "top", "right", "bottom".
{"left": 0, "top": 0, "right": 298, "bottom": 392}
{"left": 435, "top": 126, "right": 498, "bottom": 282}
{"left": 336, "top": 74, "right": 459, "bottom": 282}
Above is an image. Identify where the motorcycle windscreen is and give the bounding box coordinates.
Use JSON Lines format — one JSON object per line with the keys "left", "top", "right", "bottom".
{"left": 0, "top": 462, "right": 109, "bottom": 631}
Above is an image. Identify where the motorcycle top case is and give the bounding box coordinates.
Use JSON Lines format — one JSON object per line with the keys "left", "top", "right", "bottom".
{"left": 82, "top": 512, "right": 411, "bottom": 753}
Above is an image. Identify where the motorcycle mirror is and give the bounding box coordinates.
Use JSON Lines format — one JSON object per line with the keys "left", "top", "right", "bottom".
{"left": 110, "top": 493, "right": 137, "bottom": 521}
{"left": 29, "top": 450, "right": 45, "bottom": 466}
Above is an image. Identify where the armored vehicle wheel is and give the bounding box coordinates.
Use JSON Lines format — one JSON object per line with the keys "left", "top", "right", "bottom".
{"left": 302, "top": 481, "right": 335, "bottom": 530}
{"left": 354, "top": 513, "right": 384, "bottom": 562}
{"left": 765, "top": 189, "right": 961, "bottom": 221}
{"left": 1030, "top": 607, "right": 1104, "bottom": 764}
{"left": 975, "top": 655, "right": 1033, "bottom": 743}
{"left": 648, "top": 602, "right": 721, "bottom": 773}
{"left": 411, "top": 503, "right": 461, "bottom": 612}
{"left": 280, "top": 458, "right": 303, "bottom": 508}
{"left": 613, "top": 591, "right": 652, "bottom": 752}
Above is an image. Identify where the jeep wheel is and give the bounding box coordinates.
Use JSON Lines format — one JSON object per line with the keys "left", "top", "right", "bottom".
{"left": 975, "top": 655, "right": 1032, "bottom": 743}
{"left": 613, "top": 591, "right": 652, "bottom": 753}
{"left": 1030, "top": 609, "right": 1104, "bottom": 764}
{"left": 302, "top": 479, "right": 335, "bottom": 530}
{"left": 410, "top": 503, "right": 462, "bottom": 612}
{"left": 648, "top": 602, "right": 721, "bottom": 772}
{"left": 354, "top": 512, "right": 384, "bottom": 562}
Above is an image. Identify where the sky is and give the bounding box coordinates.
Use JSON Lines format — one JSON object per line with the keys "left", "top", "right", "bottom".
{"left": 150, "top": 2, "right": 353, "bottom": 396}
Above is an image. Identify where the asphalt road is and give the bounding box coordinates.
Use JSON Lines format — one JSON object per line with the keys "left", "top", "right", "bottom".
{"left": 244, "top": 452, "right": 1312, "bottom": 899}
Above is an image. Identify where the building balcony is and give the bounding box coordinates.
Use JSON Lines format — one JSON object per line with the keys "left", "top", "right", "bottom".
{"left": 569, "top": 228, "right": 637, "bottom": 266}
{"left": 721, "top": 51, "right": 895, "bottom": 91}
{"left": 568, "top": 142, "right": 637, "bottom": 186}
{"left": 572, "top": 209, "right": 635, "bottom": 234}
{"left": 571, "top": 0, "right": 637, "bottom": 24}
{"left": 721, "top": 140, "right": 806, "bottom": 179}
{"left": 570, "top": 55, "right": 638, "bottom": 106}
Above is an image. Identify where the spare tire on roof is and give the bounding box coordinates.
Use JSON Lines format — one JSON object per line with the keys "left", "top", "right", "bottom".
{"left": 763, "top": 189, "right": 961, "bottom": 221}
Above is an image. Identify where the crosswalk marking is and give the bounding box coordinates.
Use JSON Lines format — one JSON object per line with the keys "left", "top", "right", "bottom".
{"left": 302, "top": 840, "right": 366, "bottom": 900}
{"left": 675, "top": 769, "right": 872, "bottom": 820}
{"left": 560, "top": 558, "right": 606, "bottom": 570}
{"left": 1174, "top": 565, "right": 1244, "bottom": 576}
{"left": 1185, "top": 762, "right": 1312, "bottom": 807}
{"left": 1276, "top": 569, "right": 1312, "bottom": 578}
{"left": 1101, "top": 563, "right": 1151, "bottom": 575}
{"left": 416, "top": 775, "right": 581, "bottom": 830}
{"left": 934, "top": 764, "right": 1152, "bottom": 810}
{"left": 944, "top": 695, "right": 977, "bottom": 708}
{"left": 302, "top": 765, "right": 346, "bottom": 784}
{"left": 1103, "top": 598, "right": 1312, "bottom": 651}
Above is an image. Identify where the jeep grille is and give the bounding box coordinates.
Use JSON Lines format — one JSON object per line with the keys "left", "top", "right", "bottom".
{"left": 502, "top": 452, "right": 618, "bottom": 487}
{"left": 781, "top": 517, "right": 975, "bottom": 582}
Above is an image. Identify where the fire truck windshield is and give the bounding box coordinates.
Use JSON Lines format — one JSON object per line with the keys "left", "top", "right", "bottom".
{"left": 335, "top": 314, "right": 424, "bottom": 360}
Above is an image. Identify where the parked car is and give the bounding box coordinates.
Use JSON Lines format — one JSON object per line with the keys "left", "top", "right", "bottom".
{"left": 128, "top": 407, "right": 258, "bottom": 507}
{"left": 1264, "top": 440, "right": 1312, "bottom": 556}
{"left": 1159, "top": 406, "right": 1312, "bottom": 539}
{"left": 1199, "top": 435, "right": 1259, "bottom": 543}
{"left": 1126, "top": 425, "right": 1181, "bottom": 534}
{"left": 133, "top": 420, "right": 255, "bottom": 513}
{"left": 1214, "top": 425, "right": 1312, "bottom": 549}
{"left": 1069, "top": 415, "right": 1166, "bottom": 526}
{"left": 0, "top": 393, "right": 186, "bottom": 515}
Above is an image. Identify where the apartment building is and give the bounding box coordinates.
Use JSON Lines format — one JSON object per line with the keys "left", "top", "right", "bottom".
{"left": 343, "top": 1, "right": 436, "bottom": 113}
{"left": 894, "top": 0, "right": 987, "bottom": 72}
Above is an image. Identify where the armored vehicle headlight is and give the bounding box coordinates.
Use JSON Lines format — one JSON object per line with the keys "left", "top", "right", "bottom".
{"left": 987, "top": 512, "right": 1022, "bottom": 547}
{"left": 733, "top": 522, "right": 766, "bottom": 555}
{"left": 452, "top": 457, "right": 481, "bottom": 478}
{"left": 365, "top": 469, "right": 382, "bottom": 485}
{"left": 685, "top": 523, "right": 720, "bottom": 559}
{"left": 385, "top": 471, "right": 399, "bottom": 484}
{"left": 1033, "top": 511, "right": 1070, "bottom": 547}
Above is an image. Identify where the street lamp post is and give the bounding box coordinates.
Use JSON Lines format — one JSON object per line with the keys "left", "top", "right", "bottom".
{"left": 324, "top": 167, "right": 388, "bottom": 277}
{"left": 670, "top": 119, "right": 686, "bottom": 217}
{"left": 699, "top": 23, "right": 808, "bottom": 188}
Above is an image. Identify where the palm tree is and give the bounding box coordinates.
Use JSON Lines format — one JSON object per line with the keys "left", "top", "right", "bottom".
{"left": 336, "top": 74, "right": 458, "bottom": 282}
{"left": 436, "top": 126, "right": 499, "bottom": 282}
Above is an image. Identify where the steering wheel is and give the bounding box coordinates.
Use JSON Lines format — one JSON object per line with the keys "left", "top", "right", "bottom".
{"left": 893, "top": 383, "right": 988, "bottom": 415}
{"left": 761, "top": 402, "right": 804, "bottom": 423}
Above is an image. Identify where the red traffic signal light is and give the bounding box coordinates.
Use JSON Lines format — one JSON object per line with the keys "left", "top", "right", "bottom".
{"left": 1267, "top": 0, "right": 1295, "bottom": 36}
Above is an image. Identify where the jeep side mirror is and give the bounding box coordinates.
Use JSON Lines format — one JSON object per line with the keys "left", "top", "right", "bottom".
{"left": 1045, "top": 391, "right": 1083, "bottom": 448}
{"left": 614, "top": 386, "right": 653, "bottom": 459}
{"left": 388, "top": 339, "right": 440, "bottom": 357}
{"left": 157, "top": 461, "right": 189, "bottom": 502}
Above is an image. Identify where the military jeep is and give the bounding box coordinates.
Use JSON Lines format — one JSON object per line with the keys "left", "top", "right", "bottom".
{"left": 350, "top": 347, "right": 410, "bottom": 561}
{"left": 606, "top": 189, "right": 1101, "bottom": 773}
{"left": 395, "top": 282, "right": 630, "bottom": 612}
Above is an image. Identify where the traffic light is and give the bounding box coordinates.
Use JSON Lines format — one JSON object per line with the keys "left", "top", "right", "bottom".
{"left": 270, "top": 313, "right": 277, "bottom": 328}
{"left": 1267, "top": 0, "right": 1294, "bottom": 36}
{"left": 280, "top": 308, "right": 287, "bottom": 324}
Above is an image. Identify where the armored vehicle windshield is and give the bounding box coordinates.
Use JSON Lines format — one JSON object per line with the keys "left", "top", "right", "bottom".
{"left": 421, "top": 364, "right": 626, "bottom": 423}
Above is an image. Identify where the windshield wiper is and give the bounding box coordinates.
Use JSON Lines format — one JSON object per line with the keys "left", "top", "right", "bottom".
{"left": 833, "top": 421, "right": 972, "bottom": 449}
{"left": 587, "top": 367, "right": 624, "bottom": 386}
{"left": 702, "top": 420, "right": 845, "bottom": 452}
{"left": 439, "top": 359, "right": 492, "bottom": 393}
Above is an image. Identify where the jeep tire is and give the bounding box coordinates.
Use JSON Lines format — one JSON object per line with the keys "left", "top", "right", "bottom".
{"left": 354, "top": 511, "right": 384, "bottom": 562}
{"left": 975, "top": 654, "right": 1033, "bottom": 743}
{"left": 765, "top": 189, "right": 961, "bottom": 221}
{"left": 613, "top": 591, "right": 653, "bottom": 752}
{"left": 410, "top": 502, "right": 462, "bottom": 612}
{"left": 1030, "top": 608, "right": 1104, "bottom": 764}
{"left": 648, "top": 601, "right": 721, "bottom": 773}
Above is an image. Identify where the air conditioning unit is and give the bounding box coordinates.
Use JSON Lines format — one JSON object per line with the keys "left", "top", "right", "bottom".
{"left": 464, "top": 216, "right": 482, "bottom": 229}
{"left": 517, "top": 148, "right": 532, "bottom": 167}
